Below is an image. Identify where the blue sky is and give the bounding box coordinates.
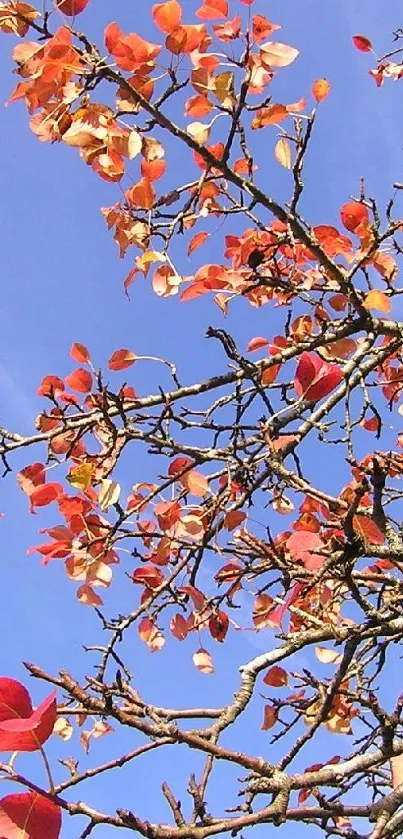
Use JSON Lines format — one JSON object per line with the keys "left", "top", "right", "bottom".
{"left": 0, "top": 0, "right": 403, "bottom": 835}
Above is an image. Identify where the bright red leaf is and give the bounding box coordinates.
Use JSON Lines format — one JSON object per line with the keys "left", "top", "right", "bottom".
{"left": 352, "top": 34, "right": 373, "bottom": 52}
{"left": 0, "top": 792, "right": 61, "bottom": 839}
{"left": 294, "top": 352, "right": 343, "bottom": 402}
{"left": 108, "top": 349, "right": 137, "bottom": 371}
{"left": 0, "top": 678, "right": 57, "bottom": 752}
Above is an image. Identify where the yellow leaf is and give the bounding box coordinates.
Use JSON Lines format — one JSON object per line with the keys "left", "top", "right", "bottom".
{"left": 67, "top": 462, "right": 94, "bottom": 492}
{"left": 214, "top": 71, "right": 236, "bottom": 107}
{"left": 275, "top": 137, "right": 292, "bottom": 169}
{"left": 363, "top": 289, "right": 391, "bottom": 312}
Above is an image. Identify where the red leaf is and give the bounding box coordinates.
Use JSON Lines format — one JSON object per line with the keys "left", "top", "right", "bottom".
{"left": 170, "top": 613, "right": 189, "bottom": 640}
{"left": 263, "top": 666, "right": 289, "bottom": 687}
{"left": 168, "top": 456, "right": 194, "bottom": 477}
{"left": 179, "top": 585, "right": 206, "bottom": 610}
{"left": 57, "top": 0, "right": 89, "bottom": 13}
{"left": 0, "top": 680, "right": 32, "bottom": 721}
{"left": 286, "top": 530, "right": 326, "bottom": 570}
{"left": 353, "top": 515, "right": 385, "bottom": 546}
{"left": 17, "top": 464, "right": 46, "bottom": 497}
{"left": 352, "top": 34, "right": 373, "bottom": 52}
{"left": 224, "top": 510, "right": 246, "bottom": 531}
{"left": 108, "top": 349, "right": 137, "bottom": 371}
{"left": 0, "top": 679, "right": 57, "bottom": 752}
{"left": 70, "top": 342, "right": 90, "bottom": 364}
{"left": 0, "top": 792, "right": 61, "bottom": 839}
{"left": 65, "top": 369, "right": 92, "bottom": 393}
{"left": 37, "top": 376, "right": 65, "bottom": 398}
{"left": 132, "top": 565, "right": 164, "bottom": 589}
{"left": 29, "top": 483, "right": 64, "bottom": 513}
{"left": 261, "top": 705, "right": 277, "bottom": 730}
{"left": 247, "top": 336, "right": 269, "bottom": 353}
{"left": 294, "top": 352, "right": 343, "bottom": 402}
{"left": 209, "top": 611, "right": 229, "bottom": 642}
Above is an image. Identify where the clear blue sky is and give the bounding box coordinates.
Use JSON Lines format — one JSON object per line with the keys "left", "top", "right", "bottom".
{"left": 0, "top": 0, "right": 402, "bottom": 835}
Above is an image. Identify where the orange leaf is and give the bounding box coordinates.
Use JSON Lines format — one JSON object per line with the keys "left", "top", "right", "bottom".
{"left": 140, "top": 159, "right": 166, "bottom": 181}
{"left": 261, "top": 705, "right": 277, "bottom": 730}
{"left": 65, "top": 368, "right": 92, "bottom": 393}
{"left": 340, "top": 202, "right": 369, "bottom": 233}
{"left": 363, "top": 289, "right": 391, "bottom": 313}
{"left": 152, "top": 0, "right": 182, "bottom": 33}
{"left": 37, "top": 375, "right": 65, "bottom": 398}
{"left": 70, "top": 342, "right": 90, "bottom": 363}
{"left": 263, "top": 666, "right": 288, "bottom": 687}
{"left": 312, "top": 78, "right": 330, "bottom": 102}
{"left": 108, "top": 349, "right": 137, "bottom": 371}
{"left": 188, "top": 231, "right": 208, "bottom": 255}
{"left": 196, "top": 0, "right": 228, "bottom": 20}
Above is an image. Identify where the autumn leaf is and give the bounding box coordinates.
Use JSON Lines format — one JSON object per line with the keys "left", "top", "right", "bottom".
{"left": 188, "top": 231, "right": 208, "bottom": 255}
{"left": 57, "top": 0, "right": 89, "bottom": 14}
{"left": 132, "top": 565, "right": 165, "bottom": 589}
{"left": 180, "top": 469, "right": 209, "bottom": 496}
{"left": 99, "top": 479, "right": 121, "bottom": 511}
{"left": 340, "top": 202, "right": 369, "bottom": 233}
{"left": 108, "top": 349, "right": 137, "bottom": 370}
{"left": 0, "top": 793, "right": 61, "bottom": 839}
{"left": 170, "top": 613, "right": 189, "bottom": 640}
{"left": 70, "top": 342, "right": 90, "bottom": 363}
{"left": 260, "top": 41, "right": 299, "bottom": 68}
{"left": 363, "top": 289, "right": 391, "bottom": 313}
{"left": 294, "top": 352, "right": 343, "bottom": 402}
{"left": 286, "top": 530, "right": 326, "bottom": 570}
{"left": 67, "top": 463, "right": 94, "bottom": 492}
{"left": 274, "top": 137, "right": 292, "bottom": 169}
{"left": 193, "top": 648, "right": 214, "bottom": 674}
{"left": 352, "top": 34, "right": 373, "bottom": 52}
{"left": 261, "top": 705, "right": 277, "bottom": 730}
{"left": 312, "top": 78, "right": 330, "bottom": 102}
{"left": 65, "top": 368, "right": 92, "bottom": 393}
{"left": 0, "top": 678, "right": 57, "bottom": 752}
{"left": 209, "top": 611, "right": 229, "bottom": 642}
{"left": 152, "top": 0, "right": 182, "bottom": 33}
{"left": 263, "top": 666, "right": 288, "bottom": 687}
